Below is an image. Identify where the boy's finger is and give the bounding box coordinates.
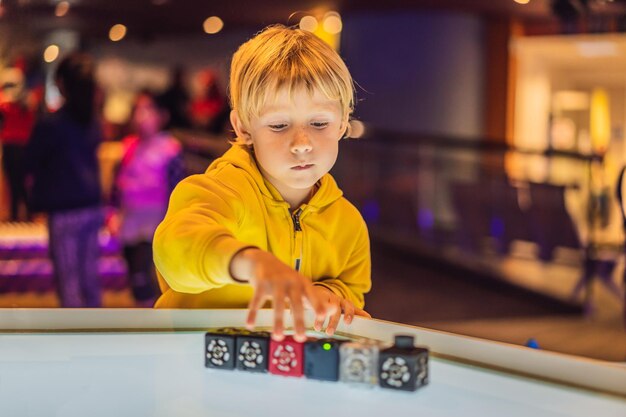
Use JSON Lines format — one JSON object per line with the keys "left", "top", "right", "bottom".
{"left": 325, "top": 305, "right": 342, "bottom": 336}
{"left": 289, "top": 288, "right": 306, "bottom": 342}
{"left": 313, "top": 315, "right": 326, "bottom": 332}
{"left": 246, "top": 290, "right": 266, "bottom": 329}
{"left": 304, "top": 284, "right": 326, "bottom": 320}
{"left": 354, "top": 307, "right": 371, "bottom": 318}
{"left": 272, "top": 287, "right": 286, "bottom": 341}
{"left": 342, "top": 300, "right": 355, "bottom": 325}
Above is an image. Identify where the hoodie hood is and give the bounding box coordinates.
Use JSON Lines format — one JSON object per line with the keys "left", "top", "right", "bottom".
{"left": 207, "top": 144, "right": 343, "bottom": 210}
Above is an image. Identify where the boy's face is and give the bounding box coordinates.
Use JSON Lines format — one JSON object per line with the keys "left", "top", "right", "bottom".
{"left": 233, "top": 87, "right": 346, "bottom": 206}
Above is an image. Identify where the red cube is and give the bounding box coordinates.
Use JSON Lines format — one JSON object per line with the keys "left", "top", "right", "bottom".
{"left": 268, "top": 336, "right": 304, "bottom": 377}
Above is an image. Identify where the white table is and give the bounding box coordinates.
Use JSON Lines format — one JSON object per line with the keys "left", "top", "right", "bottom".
{"left": 0, "top": 309, "right": 624, "bottom": 417}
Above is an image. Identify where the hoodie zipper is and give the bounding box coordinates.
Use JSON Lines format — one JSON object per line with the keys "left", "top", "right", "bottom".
{"left": 292, "top": 208, "right": 303, "bottom": 272}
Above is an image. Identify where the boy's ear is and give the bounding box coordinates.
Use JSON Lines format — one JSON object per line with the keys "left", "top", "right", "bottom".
{"left": 340, "top": 116, "right": 351, "bottom": 139}
{"left": 230, "top": 110, "right": 252, "bottom": 144}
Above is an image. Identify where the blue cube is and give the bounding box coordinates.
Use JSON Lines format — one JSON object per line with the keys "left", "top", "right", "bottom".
{"left": 304, "top": 338, "right": 344, "bottom": 381}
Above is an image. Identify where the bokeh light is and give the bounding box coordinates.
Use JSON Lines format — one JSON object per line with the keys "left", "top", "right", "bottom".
{"left": 55, "top": 1, "right": 70, "bottom": 17}
{"left": 323, "top": 12, "right": 342, "bottom": 34}
{"left": 43, "top": 45, "right": 60, "bottom": 63}
{"left": 109, "top": 24, "right": 127, "bottom": 42}
{"left": 514, "top": 0, "right": 530, "bottom": 4}
{"left": 299, "top": 16, "right": 318, "bottom": 32}
{"left": 348, "top": 120, "right": 365, "bottom": 138}
{"left": 203, "top": 16, "right": 223, "bottom": 34}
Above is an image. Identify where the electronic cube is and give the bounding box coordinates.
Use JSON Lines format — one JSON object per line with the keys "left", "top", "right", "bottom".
{"left": 268, "top": 336, "right": 304, "bottom": 377}
{"left": 304, "top": 338, "right": 345, "bottom": 381}
{"left": 378, "top": 335, "right": 429, "bottom": 391}
{"left": 339, "top": 339, "right": 380, "bottom": 386}
{"left": 204, "top": 328, "right": 240, "bottom": 369}
{"left": 236, "top": 331, "right": 270, "bottom": 373}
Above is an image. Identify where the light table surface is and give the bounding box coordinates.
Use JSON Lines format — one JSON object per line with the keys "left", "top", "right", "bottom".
{"left": 0, "top": 309, "right": 624, "bottom": 417}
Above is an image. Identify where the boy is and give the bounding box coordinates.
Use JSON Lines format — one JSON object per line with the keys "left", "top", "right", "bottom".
{"left": 153, "top": 25, "right": 371, "bottom": 342}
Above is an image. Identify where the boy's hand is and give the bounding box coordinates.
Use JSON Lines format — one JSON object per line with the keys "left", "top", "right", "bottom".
{"left": 230, "top": 248, "right": 326, "bottom": 342}
{"left": 310, "top": 285, "right": 371, "bottom": 336}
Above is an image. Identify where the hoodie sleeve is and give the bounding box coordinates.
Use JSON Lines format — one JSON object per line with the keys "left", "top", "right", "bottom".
{"left": 313, "top": 219, "right": 371, "bottom": 309}
{"left": 153, "top": 173, "right": 254, "bottom": 294}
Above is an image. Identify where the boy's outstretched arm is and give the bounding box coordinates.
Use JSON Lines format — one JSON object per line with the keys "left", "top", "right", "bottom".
{"left": 153, "top": 175, "right": 256, "bottom": 293}
{"left": 230, "top": 248, "right": 327, "bottom": 342}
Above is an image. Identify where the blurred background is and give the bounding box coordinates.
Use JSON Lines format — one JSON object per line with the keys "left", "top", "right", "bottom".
{"left": 0, "top": 0, "right": 625, "bottom": 361}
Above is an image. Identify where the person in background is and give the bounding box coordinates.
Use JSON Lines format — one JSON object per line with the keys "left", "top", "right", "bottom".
{"left": 25, "top": 52, "right": 104, "bottom": 308}
{"left": 189, "top": 69, "right": 227, "bottom": 134}
{"left": 108, "top": 91, "right": 184, "bottom": 307}
{"left": 159, "top": 66, "right": 191, "bottom": 130}
{"left": 0, "top": 67, "right": 35, "bottom": 222}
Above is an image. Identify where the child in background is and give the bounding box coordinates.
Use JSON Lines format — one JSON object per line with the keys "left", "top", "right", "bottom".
{"left": 153, "top": 25, "right": 372, "bottom": 340}
{"left": 0, "top": 67, "right": 35, "bottom": 222}
{"left": 109, "top": 92, "right": 184, "bottom": 307}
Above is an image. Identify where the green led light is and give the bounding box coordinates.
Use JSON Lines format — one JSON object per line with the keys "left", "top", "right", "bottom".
{"left": 323, "top": 343, "right": 332, "bottom": 351}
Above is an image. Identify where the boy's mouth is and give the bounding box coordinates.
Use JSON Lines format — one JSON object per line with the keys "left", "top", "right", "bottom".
{"left": 291, "top": 164, "right": 314, "bottom": 171}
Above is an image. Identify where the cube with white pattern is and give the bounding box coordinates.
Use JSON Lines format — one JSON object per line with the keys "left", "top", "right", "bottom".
{"left": 204, "top": 328, "right": 239, "bottom": 369}
{"left": 339, "top": 339, "right": 380, "bottom": 387}
{"left": 378, "top": 335, "right": 429, "bottom": 391}
{"left": 236, "top": 331, "right": 271, "bottom": 373}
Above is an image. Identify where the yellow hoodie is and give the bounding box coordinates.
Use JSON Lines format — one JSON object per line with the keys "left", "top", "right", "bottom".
{"left": 153, "top": 144, "right": 371, "bottom": 309}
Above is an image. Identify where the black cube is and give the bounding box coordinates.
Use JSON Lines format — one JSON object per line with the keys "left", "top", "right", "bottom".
{"left": 304, "top": 338, "right": 345, "bottom": 381}
{"left": 205, "top": 328, "right": 240, "bottom": 369}
{"left": 235, "top": 331, "right": 271, "bottom": 373}
{"left": 378, "top": 335, "right": 429, "bottom": 391}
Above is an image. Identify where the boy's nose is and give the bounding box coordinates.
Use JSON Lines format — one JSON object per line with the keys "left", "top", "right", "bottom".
{"left": 290, "top": 131, "right": 313, "bottom": 153}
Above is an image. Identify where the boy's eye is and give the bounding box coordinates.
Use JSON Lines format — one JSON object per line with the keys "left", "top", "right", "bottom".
{"left": 269, "top": 124, "right": 288, "bottom": 131}
{"left": 311, "top": 121, "right": 329, "bottom": 129}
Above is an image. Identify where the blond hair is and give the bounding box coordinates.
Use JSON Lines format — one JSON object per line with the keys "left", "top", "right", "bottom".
{"left": 229, "top": 25, "right": 354, "bottom": 132}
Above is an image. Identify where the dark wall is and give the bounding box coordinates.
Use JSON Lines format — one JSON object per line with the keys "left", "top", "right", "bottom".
{"left": 341, "top": 11, "right": 486, "bottom": 139}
